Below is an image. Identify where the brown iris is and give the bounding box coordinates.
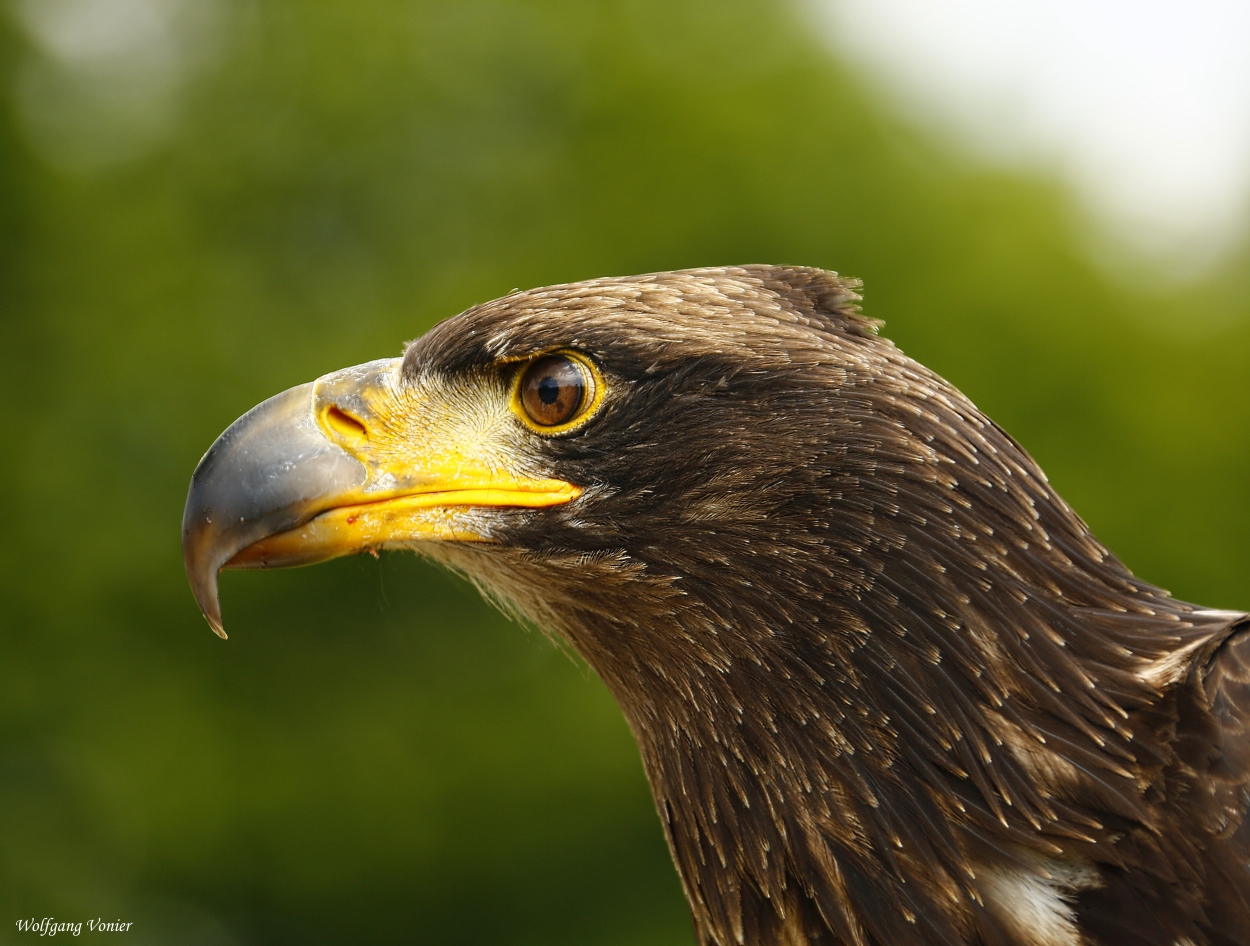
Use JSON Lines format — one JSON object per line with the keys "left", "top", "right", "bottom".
{"left": 519, "top": 354, "right": 591, "bottom": 428}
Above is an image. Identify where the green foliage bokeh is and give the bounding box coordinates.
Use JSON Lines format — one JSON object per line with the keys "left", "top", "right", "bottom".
{"left": 2, "top": 1, "right": 1249, "bottom": 943}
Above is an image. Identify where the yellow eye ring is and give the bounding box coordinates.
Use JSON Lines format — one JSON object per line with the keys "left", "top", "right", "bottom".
{"left": 510, "top": 350, "right": 605, "bottom": 435}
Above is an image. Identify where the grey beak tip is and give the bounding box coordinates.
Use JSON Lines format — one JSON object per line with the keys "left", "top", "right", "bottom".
{"left": 186, "top": 555, "right": 228, "bottom": 639}
{"left": 200, "top": 583, "right": 228, "bottom": 639}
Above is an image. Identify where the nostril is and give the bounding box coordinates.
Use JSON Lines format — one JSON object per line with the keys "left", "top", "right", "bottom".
{"left": 323, "top": 405, "right": 368, "bottom": 442}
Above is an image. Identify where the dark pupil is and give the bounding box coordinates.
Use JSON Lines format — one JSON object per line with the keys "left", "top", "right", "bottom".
{"left": 538, "top": 375, "right": 560, "bottom": 405}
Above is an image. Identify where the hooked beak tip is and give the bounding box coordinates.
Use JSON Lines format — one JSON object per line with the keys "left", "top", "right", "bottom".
{"left": 186, "top": 557, "right": 229, "bottom": 639}
{"left": 204, "top": 597, "right": 228, "bottom": 639}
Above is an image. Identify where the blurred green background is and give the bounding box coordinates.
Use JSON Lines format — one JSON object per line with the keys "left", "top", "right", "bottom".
{"left": 2, "top": 1, "right": 1249, "bottom": 943}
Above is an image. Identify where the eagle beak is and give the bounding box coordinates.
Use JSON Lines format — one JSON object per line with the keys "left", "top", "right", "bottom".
{"left": 182, "top": 358, "right": 580, "bottom": 639}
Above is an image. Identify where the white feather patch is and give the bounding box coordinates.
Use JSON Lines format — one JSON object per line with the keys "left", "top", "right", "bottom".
{"left": 979, "top": 858, "right": 1099, "bottom": 946}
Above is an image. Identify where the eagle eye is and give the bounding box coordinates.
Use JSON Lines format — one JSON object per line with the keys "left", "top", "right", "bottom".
{"left": 516, "top": 353, "right": 598, "bottom": 431}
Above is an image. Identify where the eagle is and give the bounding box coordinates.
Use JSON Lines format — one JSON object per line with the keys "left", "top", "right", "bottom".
{"left": 183, "top": 266, "right": 1250, "bottom": 946}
